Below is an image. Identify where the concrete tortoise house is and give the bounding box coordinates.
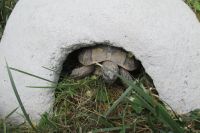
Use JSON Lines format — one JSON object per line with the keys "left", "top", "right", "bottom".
{"left": 1, "top": 0, "right": 200, "bottom": 123}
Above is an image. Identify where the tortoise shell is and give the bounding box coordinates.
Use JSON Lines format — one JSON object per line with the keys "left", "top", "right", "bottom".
{"left": 78, "top": 46, "right": 137, "bottom": 71}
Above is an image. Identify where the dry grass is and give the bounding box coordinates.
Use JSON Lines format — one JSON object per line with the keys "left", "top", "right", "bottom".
{"left": 1, "top": 0, "right": 200, "bottom": 133}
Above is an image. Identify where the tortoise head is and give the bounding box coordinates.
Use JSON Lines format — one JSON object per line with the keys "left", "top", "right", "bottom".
{"left": 102, "top": 61, "right": 119, "bottom": 84}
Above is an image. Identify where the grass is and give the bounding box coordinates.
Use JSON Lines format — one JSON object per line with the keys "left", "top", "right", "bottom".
{"left": 0, "top": 0, "right": 200, "bottom": 133}
{"left": 1, "top": 63, "right": 200, "bottom": 132}
{"left": 0, "top": 0, "right": 16, "bottom": 39}
{"left": 5, "top": 61, "right": 38, "bottom": 132}
{"left": 186, "top": 0, "right": 200, "bottom": 21}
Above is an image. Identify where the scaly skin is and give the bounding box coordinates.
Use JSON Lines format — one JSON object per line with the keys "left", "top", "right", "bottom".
{"left": 70, "top": 65, "right": 94, "bottom": 79}
{"left": 101, "top": 61, "right": 119, "bottom": 84}
{"left": 70, "top": 61, "right": 133, "bottom": 85}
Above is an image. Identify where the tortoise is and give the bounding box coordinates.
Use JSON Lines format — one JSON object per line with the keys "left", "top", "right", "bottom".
{"left": 70, "top": 45, "right": 138, "bottom": 85}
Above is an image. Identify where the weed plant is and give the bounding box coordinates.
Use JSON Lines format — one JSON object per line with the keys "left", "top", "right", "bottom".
{"left": 1, "top": 63, "right": 200, "bottom": 132}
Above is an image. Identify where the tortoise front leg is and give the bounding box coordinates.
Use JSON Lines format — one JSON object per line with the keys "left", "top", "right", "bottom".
{"left": 70, "top": 65, "right": 95, "bottom": 79}
{"left": 119, "top": 67, "right": 133, "bottom": 87}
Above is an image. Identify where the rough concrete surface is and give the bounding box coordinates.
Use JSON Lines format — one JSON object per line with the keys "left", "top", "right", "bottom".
{"left": 0, "top": 0, "right": 200, "bottom": 123}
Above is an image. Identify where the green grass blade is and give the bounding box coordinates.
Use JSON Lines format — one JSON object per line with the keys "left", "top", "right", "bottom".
{"left": 120, "top": 104, "right": 128, "bottom": 133}
{"left": 121, "top": 79, "right": 184, "bottom": 132}
{"left": 119, "top": 75, "right": 155, "bottom": 106}
{"left": 3, "top": 120, "right": 6, "bottom": 133}
{"left": 91, "top": 125, "right": 131, "bottom": 133}
{"left": 9, "top": 67, "right": 56, "bottom": 83}
{"left": 100, "top": 65, "right": 156, "bottom": 107}
{"left": 0, "top": 0, "right": 5, "bottom": 10}
{"left": 99, "top": 64, "right": 184, "bottom": 132}
{"left": 13, "top": 122, "right": 26, "bottom": 130}
{"left": 106, "top": 66, "right": 184, "bottom": 132}
{"left": 38, "top": 113, "right": 58, "bottom": 131}
{"left": 104, "top": 86, "right": 133, "bottom": 117}
{"left": 5, "top": 61, "right": 38, "bottom": 132}
{"left": 5, "top": 107, "right": 18, "bottom": 119}
{"left": 156, "top": 104, "right": 184, "bottom": 133}
{"left": 42, "top": 66, "right": 60, "bottom": 74}
{"left": 26, "top": 86, "right": 57, "bottom": 88}
{"left": 133, "top": 93, "right": 155, "bottom": 114}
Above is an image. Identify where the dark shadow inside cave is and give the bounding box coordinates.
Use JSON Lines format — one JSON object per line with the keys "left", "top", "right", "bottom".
{"left": 59, "top": 43, "right": 158, "bottom": 95}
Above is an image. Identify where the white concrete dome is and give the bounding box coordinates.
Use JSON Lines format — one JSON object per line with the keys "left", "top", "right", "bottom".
{"left": 1, "top": 0, "right": 200, "bottom": 123}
